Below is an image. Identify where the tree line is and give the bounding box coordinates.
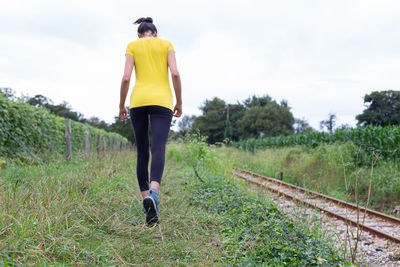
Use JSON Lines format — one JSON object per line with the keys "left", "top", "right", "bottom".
{"left": 178, "top": 90, "right": 400, "bottom": 144}
{"left": 177, "top": 95, "right": 308, "bottom": 143}
{"left": 2, "top": 87, "right": 399, "bottom": 145}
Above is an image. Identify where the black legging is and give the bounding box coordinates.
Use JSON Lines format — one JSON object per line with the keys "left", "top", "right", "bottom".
{"left": 129, "top": 105, "right": 172, "bottom": 191}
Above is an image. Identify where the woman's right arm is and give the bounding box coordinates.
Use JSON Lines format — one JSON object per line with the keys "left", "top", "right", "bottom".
{"left": 119, "top": 54, "right": 134, "bottom": 120}
{"left": 167, "top": 50, "right": 182, "bottom": 117}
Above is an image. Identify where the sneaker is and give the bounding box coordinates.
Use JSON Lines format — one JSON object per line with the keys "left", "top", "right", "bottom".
{"left": 143, "top": 191, "right": 159, "bottom": 225}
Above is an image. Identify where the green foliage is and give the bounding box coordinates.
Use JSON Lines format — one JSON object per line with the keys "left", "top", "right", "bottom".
{"left": 169, "top": 130, "right": 230, "bottom": 178}
{"left": 242, "top": 94, "right": 273, "bottom": 108}
{"left": 193, "top": 97, "right": 227, "bottom": 144}
{"left": 26, "top": 94, "right": 86, "bottom": 123}
{"left": 294, "top": 117, "right": 314, "bottom": 134}
{"left": 226, "top": 103, "right": 246, "bottom": 141}
{"left": 191, "top": 177, "right": 341, "bottom": 265}
{"left": 237, "top": 102, "right": 295, "bottom": 139}
{"left": 0, "top": 95, "right": 128, "bottom": 163}
{"left": 233, "top": 125, "right": 400, "bottom": 161}
{"left": 0, "top": 87, "right": 17, "bottom": 100}
{"left": 6, "top": 89, "right": 133, "bottom": 141}
{"left": 320, "top": 113, "right": 337, "bottom": 132}
{"left": 224, "top": 116, "right": 233, "bottom": 140}
{"left": 177, "top": 114, "right": 196, "bottom": 132}
{"left": 190, "top": 94, "right": 294, "bottom": 144}
{"left": 85, "top": 116, "right": 110, "bottom": 131}
{"left": 356, "top": 90, "right": 400, "bottom": 126}
{"left": 108, "top": 114, "right": 135, "bottom": 143}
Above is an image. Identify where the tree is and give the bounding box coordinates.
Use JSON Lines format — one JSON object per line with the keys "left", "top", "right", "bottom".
{"left": 320, "top": 113, "right": 336, "bottom": 132}
{"left": 192, "top": 97, "right": 227, "bottom": 144}
{"left": 223, "top": 103, "right": 247, "bottom": 142}
{"left": 23, "top": 94, "right": 87, "bottom": 123}
{"left": 280, "top": 99, "right": 290, "bottom": 110}
{"left": 0, "top": 87, "right": 16, "bottom": 99}
{"left": 227, "top": 102, "right": 246, "bottom": 141}
{"left": 44, "top": 100, "right": 86, "bottom": 123}
{"left": 109, "top": 111, "right": 135, "bottom": 143}
{"left": 243, "top": 94, "right": 273, "bottom": 109}
{"left": 178, "top": 115, "right": 196, "bottom": 132}
{"left": 86, "top": 116, "right": 109, "bottom": 131}
{"left": 237, "top": 102, "right": 294, "bottom": 139}
{"left": 337, "top": 124, "right": 351, "bottom": 130}
{"left": 294, "top": 117, "right": 314, "bottom": 133}
{"left": 224, "top": 105, "right": 233, "bottom": 141}
{"left": 177, "top": 114, "right": 197, "bottom": 138}
{"left": 26, "top": 94, "right": 53, "bottom": 108}
{"left": 356, "top": 90, "right": 400, "bottom": 126}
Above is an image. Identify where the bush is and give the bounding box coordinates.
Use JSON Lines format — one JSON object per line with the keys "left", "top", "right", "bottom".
{"left": 0, "top": 94, "right": 128, "bottom": 163}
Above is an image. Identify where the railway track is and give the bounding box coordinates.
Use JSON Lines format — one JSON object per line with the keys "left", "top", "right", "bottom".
{"left": 232, "top": 166, "right": 400, "bottom": 244}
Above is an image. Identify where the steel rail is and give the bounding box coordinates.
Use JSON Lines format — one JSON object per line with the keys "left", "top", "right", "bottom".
{"left": 233, "top": 167, "right": 400, "bottom": 224}
{"left": 232, "top": 167, "right": 400, "bottom": 244}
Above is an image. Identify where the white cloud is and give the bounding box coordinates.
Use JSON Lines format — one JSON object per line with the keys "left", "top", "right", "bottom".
{"left": 1, "top": 0, "right": 400, "bottom": 131}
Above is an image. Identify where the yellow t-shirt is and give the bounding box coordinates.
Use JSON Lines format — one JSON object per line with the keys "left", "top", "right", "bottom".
{"left": 125, "top": 37, "right": 175, "bottom": 111}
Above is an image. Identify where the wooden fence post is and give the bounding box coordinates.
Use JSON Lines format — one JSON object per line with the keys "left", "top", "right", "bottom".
{"left": 112, "top": 136, "right": 115, "bottom": 153}
{"left": 96, "top": 134, "right": 100, "bottom": 159}
{"left": 103, "top": 137, "right": 107, "bottom": 154}
{"left": 84, "top": 129, "right": 90, "bottom": 158}
{"left": 65, "top": 119, "right": 72, "bottom": 160}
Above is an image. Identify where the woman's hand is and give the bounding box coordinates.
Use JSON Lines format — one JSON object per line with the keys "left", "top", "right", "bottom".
{"left": 173, "top": 103, "right": 182, "bottom": 117}
{"left": 119, "top": 105, "right": 128, "bottom": 120}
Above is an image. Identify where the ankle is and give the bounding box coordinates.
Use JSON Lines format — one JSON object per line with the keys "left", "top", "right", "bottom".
{"left": 149, "top": 188, "right": 158, "bottom": 196}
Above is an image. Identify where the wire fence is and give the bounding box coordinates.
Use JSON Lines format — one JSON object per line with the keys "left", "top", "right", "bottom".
{"left": 0, "top": 119, "right": 133, "bottom": 165}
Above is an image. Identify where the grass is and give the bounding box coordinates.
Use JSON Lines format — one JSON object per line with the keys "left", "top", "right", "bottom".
{"left": 0, "top": 150, "right": 225, "bottom": 265}
{"left": 190, "top": 175, "right": 341, "bottom": 265}
{"left": 1, "top": 139, "right": 345, "bottom": 265}
{"left": 167, "top": 138, "right": 344, "bottom": 265}
{"left": 215, "top": 143, "right": 400, "bottom": 214}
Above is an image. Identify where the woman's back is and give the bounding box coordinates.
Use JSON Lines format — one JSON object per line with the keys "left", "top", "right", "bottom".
{"left": 126, "top": 37, "right": 175, "bottom": 111}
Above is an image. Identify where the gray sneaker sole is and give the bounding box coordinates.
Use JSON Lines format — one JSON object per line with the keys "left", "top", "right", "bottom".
{"left": 143, "top": 196, "right": 159, "bottom": 225}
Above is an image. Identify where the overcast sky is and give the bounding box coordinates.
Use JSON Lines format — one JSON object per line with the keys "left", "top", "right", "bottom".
{"left": 1, "top": 0, "right": 400, "bottom": 131}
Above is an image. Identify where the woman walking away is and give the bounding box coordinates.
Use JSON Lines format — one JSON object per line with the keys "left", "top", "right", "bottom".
{"left": 118, "top": 17, "right": 182, "bottom": 226}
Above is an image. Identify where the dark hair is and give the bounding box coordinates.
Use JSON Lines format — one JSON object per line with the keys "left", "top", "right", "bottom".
{"left": 134, "top": 17, "right": 157, "bottom": 35}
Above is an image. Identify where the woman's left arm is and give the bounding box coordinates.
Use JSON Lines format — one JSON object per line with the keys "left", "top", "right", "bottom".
{"left": 119, "top": 54, "right": 134, "bottom": 120}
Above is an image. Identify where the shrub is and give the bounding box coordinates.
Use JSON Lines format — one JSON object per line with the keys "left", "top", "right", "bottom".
{"left": 0, "top": 95, "right": 128, "bottom": 163}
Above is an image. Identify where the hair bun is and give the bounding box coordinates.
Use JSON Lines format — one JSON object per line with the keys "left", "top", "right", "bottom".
{"left": 134, "top": 17, "right": 153, "bottom": 24}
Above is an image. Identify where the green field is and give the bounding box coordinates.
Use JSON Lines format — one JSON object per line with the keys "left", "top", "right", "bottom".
{"left": 233, "top": 125, "right": 400, "bottom": 161}
{"left": 0, "top": 139, "right": 345, "bottom": 265}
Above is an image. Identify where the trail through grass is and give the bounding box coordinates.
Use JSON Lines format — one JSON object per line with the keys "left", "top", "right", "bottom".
{"left": 0, "top": 151, "right": 224, "bottom": 265}
{"left": 1, "top": 142, "right": 344, "bottom": 265}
